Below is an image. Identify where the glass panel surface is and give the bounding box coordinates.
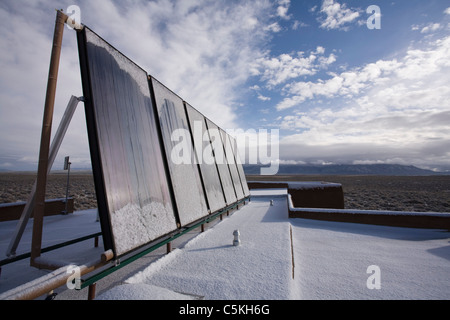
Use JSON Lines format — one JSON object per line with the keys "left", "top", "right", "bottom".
{"left": 220, "top": 129, "right": 245, "bottom": 200}
{"left": 151, "top": 78, "right": 209, "bottom": 225}
{"left": 205, "top": 119, "right": 237, "bottom": 205}
{"left": 80, "top": 28, "right": 177, "bottom": 256}
{"left": 228, "top": 135, "right": 250, "bottom": 197}
{"left": 185, "top": 103, "right": 227, "bottom": 213}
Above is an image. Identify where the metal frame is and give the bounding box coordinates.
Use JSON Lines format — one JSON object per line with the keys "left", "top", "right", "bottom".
{"left": 148, "top": 75, "right": 182, "bottom": 228}
{"left": 184, "top": 104, "right": 210, "bottom": 212}
{"left": 150, "top": 76, "right": 209, "bottom": 226}
{"left": 76, "top": 26, "right": 116, "bottom": 255}
{"left": 6, "top": 95, "right": 83, "bottom": 258}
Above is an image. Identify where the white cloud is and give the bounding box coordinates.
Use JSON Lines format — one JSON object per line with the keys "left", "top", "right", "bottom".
{"left": 274, "top": 159, "right": 307, "bottom": 165}
{"left": 276, "top": 35, "right": 450, "bottom": 169}
{"left": 315, "top": 46, "right": 326, "bottom": 55}
{"left": 292, "top": 20, "right": 308, "bottom": 30}
{"left": 276, "top": 55, "right": 420, "bottom": 110}
{"left": 275, "top": 95, "right": 308, "bottom": 111}
{"left": 265, "top": 22, "right": 282, "bottom": 33}
{"left": 420, "top": 23, "right": 441, "bottom": 33}
{"left": 318, "top": 53, "right": 337, "bottom": 67}
{"left": 318, "top": 0, "right": 361, "bottom": 31}
{"left": 444, "top": 7, "right": 450, "bottom": 15}
{"left": 257, "top": 94, "right": 271, "bottom": 101}
{"left": 252, "top": 48, "right": 337, "bottom": 88}
{"left": 277, "top": 0, "right": 291, "bottom": 20}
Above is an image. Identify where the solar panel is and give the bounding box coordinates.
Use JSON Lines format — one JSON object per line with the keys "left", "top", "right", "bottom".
{"left": 227, "top": 134, "right": 251, "bottom": 198}
{"left": 185, "top": 103, "right": 227, "bottom": 213}
{"left": 205, "top": 119, "right": 237, "bottom": 205}
{"left": 150, "top": 78, "right": 209, "bottom": 226}
{"left": 78, "top": 25, "right": 249, "bottom": 257}
{"left": 78, "top": 27, "right": 178, "bottom": 256}
{"left": 220, "top": 129, "right": 245, "bottom": 200}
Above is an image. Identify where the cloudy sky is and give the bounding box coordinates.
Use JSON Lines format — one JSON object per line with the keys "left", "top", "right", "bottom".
{"left": 0, "top": 0, "right": 449, "bottom": 172}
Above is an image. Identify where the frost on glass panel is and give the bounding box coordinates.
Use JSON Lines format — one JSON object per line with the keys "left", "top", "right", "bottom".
{"left": 220, "top": 129, "right": 245, "bottom": 200}
{"left": 205, "top": 119, "right": 237, "bottom": 205}
{"left": 82, "top": 27, "right": 177, "bottom": 256}
{"left": 185, "top": 103, "right": 226, "bottom": 213}
{"left": 151, "top": 78, "right": 209, "bottom": 225}
{"left": 227, "top": 134, "right": 250, "bottom": 198}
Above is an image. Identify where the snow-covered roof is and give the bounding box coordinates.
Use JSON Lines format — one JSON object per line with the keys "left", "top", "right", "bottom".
{"left": 1, "top": 189, "right": 449, "bottom": 300}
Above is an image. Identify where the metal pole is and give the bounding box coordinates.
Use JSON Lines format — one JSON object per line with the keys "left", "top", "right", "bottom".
{"left": 88, "top": 283, "right": 97, "bottom": 300}
{"left": 64, "top": 156, "right": 71, "bottom": 214}
{"left": 31, "top": 10, "right": 68, "bottom": 267}
{"left": 0, "top": 250, "right": 113, "bottom": 300}
{"left": 6, "top": 96, "right": 81, "bottom": 258}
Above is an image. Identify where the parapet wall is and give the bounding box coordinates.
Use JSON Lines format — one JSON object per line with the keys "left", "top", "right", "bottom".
{"left": 0, "top": 198, "right": 74, "bottom": 222}
{"left": 287, "top": 194, "right": 450, "bottom": 230}
{"left": 248, "top": 180, "right": 345, "bottom": 209}
{"left": 288, "top": 181, "right": 344, "bottom": 209}
{"left": 248, "top": 180, "right": 450, "bottom": 230}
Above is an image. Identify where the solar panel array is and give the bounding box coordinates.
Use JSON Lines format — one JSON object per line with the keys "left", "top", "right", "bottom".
{"left": 77, "top": 27, "right": 249, "bottom": 257}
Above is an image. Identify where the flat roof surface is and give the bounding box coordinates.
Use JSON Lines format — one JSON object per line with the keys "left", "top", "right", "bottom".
{"left": 1, "top": 190, "right": 449, "bottom": 300}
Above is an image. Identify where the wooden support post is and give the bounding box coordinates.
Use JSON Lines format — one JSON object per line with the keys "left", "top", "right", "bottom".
{"left": 94, "top": 236, "right": 99, "bottom": 248}
{"left": 31, "top": 10, "right": 68, "bottom": 267}
{"left": 45, "top": 290, "right": 57, "bottom": 300}
{"left": 166, "top": 242, "right": 171, "bottom": 254}
{"left": 201, "top": 224, "right": 205, "bottom": 233}
{"left": 0, "top": 250, "right": 113, "bottom": 300}
{"left": 88, "top": 283, "right": 96, "bottom": 300}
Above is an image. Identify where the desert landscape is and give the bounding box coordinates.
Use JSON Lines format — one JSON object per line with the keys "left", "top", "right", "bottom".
{"left": 0, "top": 172, "right": 450, "bottom": 213}
{"left": 0, "top": 171, "right": 97, "bottom": 211}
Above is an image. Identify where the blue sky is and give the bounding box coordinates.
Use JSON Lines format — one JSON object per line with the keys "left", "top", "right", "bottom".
{"left": 0, "top": 0, "right": 449, "bottom": 172}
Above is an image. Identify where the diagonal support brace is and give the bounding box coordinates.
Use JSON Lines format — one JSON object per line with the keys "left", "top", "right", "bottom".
{"left": 6, "top": 95, "right": 83, "bottom": 258}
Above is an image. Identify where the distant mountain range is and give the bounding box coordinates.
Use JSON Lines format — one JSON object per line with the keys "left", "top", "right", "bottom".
{"left": 1, "top": 164, "right": 448, "bottom": 176}
{"left": 243, "top": 164, "right": 449, "bottom": 176}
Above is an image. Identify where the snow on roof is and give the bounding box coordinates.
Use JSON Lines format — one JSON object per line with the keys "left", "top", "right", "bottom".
{"left": 1, "top": 190, "right": 449, "bottom": 300}
{"left": 105, "top": 194, "right": 450, "bottom": 300}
